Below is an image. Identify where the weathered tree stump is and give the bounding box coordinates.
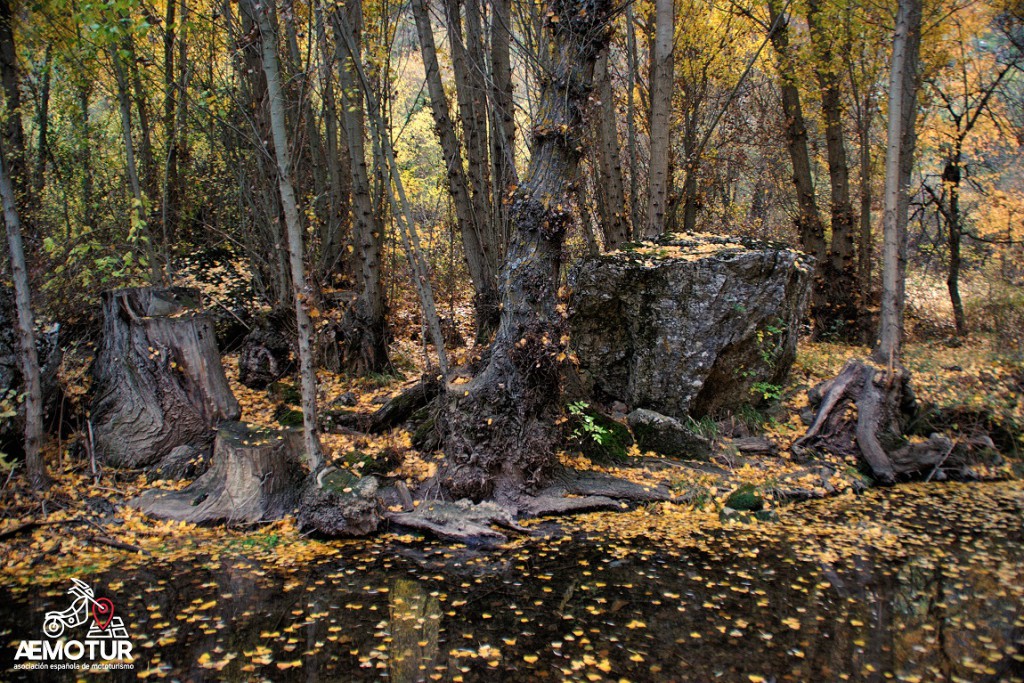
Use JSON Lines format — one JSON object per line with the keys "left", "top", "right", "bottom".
{"left": 91, "top": 287, "right": 240, "bottom": 468}
{"left": 132, "top": 421, "right": 305, "bottom": 525}
{"left": 792, "top": 359, "right": 967, "bottom": 482}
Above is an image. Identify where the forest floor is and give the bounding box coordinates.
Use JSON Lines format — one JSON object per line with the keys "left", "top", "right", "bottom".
{"left": 0, "top": 329, "right": 1020, "bottom": 588}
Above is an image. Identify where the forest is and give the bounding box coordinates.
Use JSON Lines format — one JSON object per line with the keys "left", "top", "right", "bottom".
{"left": 0, "top": 0, "right": 1023, "bottom": 680}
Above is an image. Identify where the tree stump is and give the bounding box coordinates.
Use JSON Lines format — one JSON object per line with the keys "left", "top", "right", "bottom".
{"left": 792, "top": 359, "right": 967, "bottom": 483}
{"left": 131, "top": 421, "right": 305, "bottom": 525}
{"left": 91, "top": 287, "right": 240, "bottom": 468}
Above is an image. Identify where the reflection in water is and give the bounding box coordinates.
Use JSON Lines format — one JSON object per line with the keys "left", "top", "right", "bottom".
{"left": 389, "top": 579, "right": 440, "bottom": 683}
{"left": 1, "top": 482, "right": 1023, "bottom": 682}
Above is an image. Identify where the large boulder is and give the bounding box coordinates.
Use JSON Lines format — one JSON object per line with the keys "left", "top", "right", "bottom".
{"left": 568, "top": 233, "right": 812, "bottom": 419}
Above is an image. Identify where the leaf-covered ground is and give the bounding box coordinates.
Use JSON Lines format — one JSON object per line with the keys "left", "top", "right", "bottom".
{"left": 1, "top": 335, "right": 1022, "bottom": 680}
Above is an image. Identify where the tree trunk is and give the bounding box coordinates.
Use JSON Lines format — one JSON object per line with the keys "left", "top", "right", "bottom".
{"left": 858, "top": 113, "right": 873, "bottom": 295}
{"left": 0, "top": 0, "right": 26, "bottom": 207}
{"left": 944, "top": 155, "right": 966, "bottom": 336}
{"left": 412, "top": 0, "right": 499, "bottom": 342}
{"left": 807, "top": 0, "right": 859, "bottom": 341}
{"left": 645, "top": 0, "right": 674, "bottom": 239}
{"left": 331, "top": 0, "right": 390, "bottom": 375}
{"left": 435, "top": 0, "right": 618, "bottom": 505}
{"left": 91, "top": 287, "right": 240, "bottom": 468}
{"left": 0, "top": 144, "right": 45, "bottom": 488}
{"left": 32, "top": 43, "right": 51, "bottom": 200}
{"left": 445, "top": 0, "right": 500, "bottom": 306}
{"left": 250, "top": 0, "right": 323, "bottom": 471}
{"left": 489, "top": 0, "right": 516, "bottom": 246}
{"left": 132, "top": 421, "right": 306, "bottom": 525}
{"left": 767, "top": 0, "right": 827, "bottom": 316}
{"left": 875, "top": 0, "right": 922, "bottom": 365}
{"left": 110, "top": 44, "right": 159, "bottom": 282}
{"left": 625, "top": 6, "right": 641, "bottom": 236}
{"left": 593, "top": 51, "right": 629, "bottom": 250}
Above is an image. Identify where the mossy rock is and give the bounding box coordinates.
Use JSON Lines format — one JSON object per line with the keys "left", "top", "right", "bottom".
{"left": 720, "top": 507, "right": 779, "bottom": 524}
{"left": 268, "top": 381, "right": 301, "bottom": 406}
{"left": 411, "top": 414, "right": 439, "bottom": 451}
{"left": 568, "top": 407, "right": 633, "bottom": 463}
{"left": 274, "top": 405, "right": 304, "bottom": 427}
{"left": 724, "top": 484, "right": 764, "bottom": 511}
{"left": 341, "top": 448, "right": 403, "bottom": 476}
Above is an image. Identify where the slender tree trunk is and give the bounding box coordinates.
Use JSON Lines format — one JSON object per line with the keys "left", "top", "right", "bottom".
{"left": 0, "top": 0, "right": 26, "bottom": 206}
{"left": 858, "top": 109, "right": 873, "bottom": 294}
{"left": 0, "top": 145, "right": 46, "bottom": 488}
{"left": 645, "top": 0, "right": 674, "bottom": 239}
{"left": 767, "top": 0, "right": 827, "bottom": 316}
{"left": 32, "top": 44, "right": 51, "bottom": 200}
{"left": 490, "top": 0, "right": 516, "bottom": 246}
{"left": 944, "top": 153, "right": 966, "bottom": 336}
{"left": 332, "top": 0, "right": 390, "bottom": 374}
{"left": 127, "top": 37, "right": 158, "bottom": 209}
{"left": 248, "top": 0, "right": 322, "bottom": 471}
{"left": 314, "top": 2, "right": 349, "bottom": 276}
{"left": 807, "top": 0, "right": 859, "bottom": 339}
{"left": 445, "top": 0, "right": 498, "bottom": 284}
{"left": 163, "top": 0, "right": 179, "bottom": 247}
{"left": 874, "top": 0, "right": 922, "bottom": 365}
{"left": 111, "top": 45, "right": 159, "bottom": 283}
{"left": 412, "top": 0, "right": 499, "bottom": 341}
{"left": 76, "top": 81, "right": 95, "bottom": 232}
{"left": 625, "top": 7, "right": 641, "bottom": 236}
{"left": 593, "top": 51, "right": 629, "bottom": 249}
{"left": 437, "top": 0, "right": 618, "bottom": 503}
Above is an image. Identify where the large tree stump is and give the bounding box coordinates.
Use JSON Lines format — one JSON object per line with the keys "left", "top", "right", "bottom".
{"left": 91, "top": 287, "right": 240, "bottom": 468}
{"left": 131, "top": 421, "right": 305, "bottom": 525}
{"left": 792, "top": 359, "right": 967, "bottom": 483}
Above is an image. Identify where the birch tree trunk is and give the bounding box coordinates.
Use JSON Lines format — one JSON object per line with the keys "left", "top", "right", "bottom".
{"left": 645, "top": 0, "right": 674, "bottom": 240}
{"left": 0, "top": 145, "right": 45, "bottom": 488}
{"left": 248, "top": 0, "right": 322, "bottom": 470}
{"left": 874, "top": 0, "right": 922, "bottom": 365}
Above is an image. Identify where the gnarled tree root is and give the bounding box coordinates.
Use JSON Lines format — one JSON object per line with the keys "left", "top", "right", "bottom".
{"left": 792, "top": 359, "right": 967, "bottom": 483}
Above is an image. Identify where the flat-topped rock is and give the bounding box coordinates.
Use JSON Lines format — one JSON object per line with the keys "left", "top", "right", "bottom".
{"left": 569, "top": 232, "right": 812, "bottom": 419}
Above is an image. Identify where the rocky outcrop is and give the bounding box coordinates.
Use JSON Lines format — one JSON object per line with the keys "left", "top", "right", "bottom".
{"left": 627, "top": 408, "right": 712, "bottom": 460}
{"left": 569, "top": 233, "right": 812, "bottom": 419}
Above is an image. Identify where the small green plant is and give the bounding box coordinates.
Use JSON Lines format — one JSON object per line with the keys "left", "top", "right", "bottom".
{"left": 685, "top": 415, "right": 720, "bottom": 442}
{"left": 568, "top": 401, "right": 612, "bottom": 445}
{"left": 751, "top": 381, "right": 783, "bottom": 401}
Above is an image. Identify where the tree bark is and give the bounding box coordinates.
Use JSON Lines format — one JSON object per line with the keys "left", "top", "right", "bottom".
{"left": 645, "top": 0, "right": 674, "bottom": 239}
{"left": 249, "top": 0, "right": 323, "bottom": 471}
{"left": 91, "top": 287, "right": 240, "bottom": 468}
{"left": 0, "top": 0, "right": 26, "bottom": 207}
{"left": 0, "top": 144, "right": 45, "bottom": 487}
{"left": 331, "top": 0, "right": 390, "bottom": 375}
{"left": 412, "top": 0, "right": 499, "bottom": 342}
{"left": 875, "top": 0, "right": 922, "bottom": 365}
{"left": 943, "top": 155, "right": 966, "bottom": 336}
{"left": 807, "top": 0, "right": 859, "bottom": 340}
{"left": 489, "top": 0, "right": 516, "bottom": 246}
{"left": 32, "top": 43, "right": 51, "bottom": 201}
{"left": 436, "top": 0, "right": 618, "bottom": 505}
{"left": 593, "top": 51, "right": 629, "bottom": 250}
{"left": 767, "top": 0, "right": 827, "bottom": 316}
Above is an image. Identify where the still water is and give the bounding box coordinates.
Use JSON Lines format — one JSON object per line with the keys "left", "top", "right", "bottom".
{"left": 3, "top": 481, "right": 1023, "bottom": 682}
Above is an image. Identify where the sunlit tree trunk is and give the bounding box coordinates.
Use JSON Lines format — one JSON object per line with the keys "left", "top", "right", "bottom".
{"left": 0, "top": 145, "right": 46, "bottom": 488}
{"left": 875, "top": 0, "right": 922, "bottom": 365}
{"left": 247, "top": 0, "right": 322, "bottom": 470}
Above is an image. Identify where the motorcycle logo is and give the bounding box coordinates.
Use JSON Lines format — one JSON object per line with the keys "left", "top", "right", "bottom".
{"left": 42, "top": 579, "right": 123, "bottom": 638}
